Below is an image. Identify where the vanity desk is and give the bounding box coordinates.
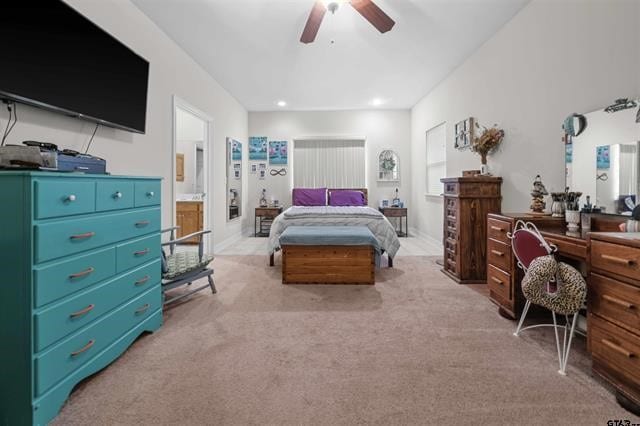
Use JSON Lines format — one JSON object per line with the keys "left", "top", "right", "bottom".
{"left": 487, "top": 212, "right": 640, "bottom": 413}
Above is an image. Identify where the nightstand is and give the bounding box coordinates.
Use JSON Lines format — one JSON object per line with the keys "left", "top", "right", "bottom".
{"left": 379, "top": 207, "right": 408, "bottom": 237}
{"left": 255, "top": 206, "right": 283, "bottom": 237}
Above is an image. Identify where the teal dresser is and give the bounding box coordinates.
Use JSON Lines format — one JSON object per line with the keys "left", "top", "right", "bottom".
{"left": 0, "top": 172, "right": 163, "bottom": 425}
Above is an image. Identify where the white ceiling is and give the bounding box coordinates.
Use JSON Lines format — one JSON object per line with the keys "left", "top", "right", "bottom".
{"left": 131, "top": 0, "right": 529, "bottom": 111}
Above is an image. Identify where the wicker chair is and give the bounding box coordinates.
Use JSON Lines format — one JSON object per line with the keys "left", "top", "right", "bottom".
{"left": 161, "top": 227, "right": 216, "bottom": 305}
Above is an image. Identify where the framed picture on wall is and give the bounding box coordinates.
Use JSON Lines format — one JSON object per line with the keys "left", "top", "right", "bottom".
{"left": 251, "top": 164, "right": 257, "bottom": 174}
{"left": 249, "top": 136, "right": 268, "bottom": 161}
{"left": 269, "top": 140, "right": 288, "bottom": 165}
{"left": 454, "top": 117, "right": 475, "bottom": 150}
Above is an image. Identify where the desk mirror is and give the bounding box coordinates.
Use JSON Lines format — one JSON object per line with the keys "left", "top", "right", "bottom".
{"left": 566, "top": 99, "right": 640, "bottom": 215}
{"left": 226, "top": 137, "right": 243, "bottom": 221}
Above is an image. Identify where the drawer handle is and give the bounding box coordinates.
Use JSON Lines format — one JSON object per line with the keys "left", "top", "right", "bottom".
{"left": 135, "top": 275, "right": 150, "bottom": 286}
{"left": 70, "top": 232, "right": 95, "bottom": 240}
{"left": 601, "top": 338, "right": 635, "bottom": 358}
{"left": 491, "top": 250, "right": 505, "bottom": 257}
{"left": 490, "top": 226, "right": 505, "bottom": 232}
{"left": 602, "top": 294, "right": 635, "bottom": 310}
{"left": 70, "top": 339, "right": 95, "bottom": 357}
{"left": 135, "top": 220, "right": 150, "bottom": 227}
{"left": 69, "top": 267, "right": 95, "bottom": 279}
{"left": 491, "top": 276, "right": 504, "bottom": 286}
{"left": 134, "top": 248, "right": 150, "bottom": 256}
{"left": 147, "top": 191, "right": 155, "bottom": 198}
{"left": 601, "top": 254, "right": 635, "bottom": 267}
{"left": 135, "top": 303, "right": 151, "bottom": 315}
{"left": 65, "top": 194, "right": 76, "bottom": 202}
{"left": 113, "top": 191, "right": 123, "bottom": 199}
{"left": 69, "top": 304, "right": 95, "bottom": 319}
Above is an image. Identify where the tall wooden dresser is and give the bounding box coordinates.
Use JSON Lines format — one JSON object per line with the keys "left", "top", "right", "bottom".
{"left": 588, "top": 232, "right": 640, "bottom": 412}
{"left": 440, "top": 176, "right": 502, "bottom": 284}
{"left": 0, "top": 172, "right": 163, "bottom": 425}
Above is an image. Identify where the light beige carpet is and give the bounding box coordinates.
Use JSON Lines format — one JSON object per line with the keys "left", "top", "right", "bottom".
{"left": 53, "top": 256, "right": 639, "bottom": 425}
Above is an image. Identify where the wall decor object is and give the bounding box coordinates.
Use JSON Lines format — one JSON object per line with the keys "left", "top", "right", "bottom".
{"left": 529, "top": 174, "right": 549, "bottom": 215}
{"left": 604, "top": 98, "right": 637, "bottom": 113}
{"left": 377, "top": 149, "right": 400, "bottom": 181}
{"left": 454, "top": 117, "right": 475, "bottom": 150}
{"left": 231, "top": 139, "right": 242, "bottom": 161}
{"left": 269, "top": 140, "right": 288, "bottom": 165}
{"left": 270, "top": 168, "right": 287, "bottom": 176}
{"left": 250, "top": 164, "right": 257, "bottom": 174}
{"left": 249, "top": 136, "right": 268, "bottom": 161}
{"left": 636, "top": 105, "right": 640, "bottom": 123}
{"left": 562, "top": 113, "right": 587, "bottom": 137}
{"left": 596, "top": 145, "right": 610, "bottom": 169}
{"left": 259, "top": 170, "right": 266, "bottom": 179}
{"left": 471, "top": 121, "right": 504, "bottom": 175}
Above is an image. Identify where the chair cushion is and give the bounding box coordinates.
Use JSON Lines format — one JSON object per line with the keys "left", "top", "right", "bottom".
{"left": 164, "top": 251, "right": 214, "bottom": 280}
{"left": 522, "top": 255, "right": 587, "bottom": 315}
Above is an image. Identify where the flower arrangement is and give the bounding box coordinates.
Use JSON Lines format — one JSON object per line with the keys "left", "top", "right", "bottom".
{"left": 471, "top": 123, "right": 505, "bottom": 166}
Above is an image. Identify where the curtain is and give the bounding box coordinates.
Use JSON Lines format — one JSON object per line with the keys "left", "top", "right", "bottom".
{"left": 293, "top": 139, "right": 366, "bottom": 188}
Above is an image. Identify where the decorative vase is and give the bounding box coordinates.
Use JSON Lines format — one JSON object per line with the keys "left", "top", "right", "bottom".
{"left": 480, "top": 153, "right": 489, "bottom": 175}
{"left": 566, "top": 209, "right": 580, "bottom": 232}
{"left": 550, "top": 192, "right": 566, "bottom": 218}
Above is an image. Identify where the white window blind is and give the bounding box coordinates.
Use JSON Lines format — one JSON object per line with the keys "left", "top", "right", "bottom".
{"left": 293, "top": 139, "right": 366, "bottom": 188}
{"left": 426, "top": 123, "right": 446, "bottom": 196}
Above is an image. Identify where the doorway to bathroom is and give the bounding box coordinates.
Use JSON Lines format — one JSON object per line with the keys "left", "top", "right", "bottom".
{"left": 172, "top": 97, "right": 212, "bottom": 253}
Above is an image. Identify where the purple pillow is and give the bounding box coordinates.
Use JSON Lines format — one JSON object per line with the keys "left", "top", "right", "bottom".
{"left": 329, "top": 190, "right": 366, "bottom": 206}
{"left": 292, "top": 188, "right": 327, "bottom": 206}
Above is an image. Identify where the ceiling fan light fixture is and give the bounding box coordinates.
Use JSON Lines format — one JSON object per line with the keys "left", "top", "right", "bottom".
{"left": 321, "top": 0, "right": 347, "bottom": 14}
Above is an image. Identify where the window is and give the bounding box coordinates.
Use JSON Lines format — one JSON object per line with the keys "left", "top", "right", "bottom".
{"left": 425, "top": 123, "right": 446, "bottom": 196}
{"left": 293, "top": 138, "right": 366, "bottom": 188}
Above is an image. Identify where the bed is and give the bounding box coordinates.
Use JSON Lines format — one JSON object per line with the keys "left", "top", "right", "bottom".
{"left": 268, "top": 188, "right": 401, "bottom": 267}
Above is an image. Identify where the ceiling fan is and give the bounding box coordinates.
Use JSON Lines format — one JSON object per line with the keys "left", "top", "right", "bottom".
{"left": 300, "top": 0, "right": 395, "bottom": 44}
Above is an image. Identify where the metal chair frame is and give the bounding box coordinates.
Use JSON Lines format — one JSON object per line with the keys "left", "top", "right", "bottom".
{"left": 507, "top": 220, "right": 582, "bottom": 375}
{"left": 161, "top": 227, "right": 216, "bottom": 305}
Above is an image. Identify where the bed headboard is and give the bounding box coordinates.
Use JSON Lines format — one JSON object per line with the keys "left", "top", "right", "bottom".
{"left": 328, "top": 188, "right": 368, "bottom": 205}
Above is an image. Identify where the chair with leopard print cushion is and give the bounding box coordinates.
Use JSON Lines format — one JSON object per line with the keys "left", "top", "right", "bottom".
{"left": 508, "top": 221, "right": 587, "bottom": 375}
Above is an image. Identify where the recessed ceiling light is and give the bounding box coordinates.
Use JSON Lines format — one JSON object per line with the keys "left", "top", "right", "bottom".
{"left": 276, "top": 100, "right": 287, "bottom": 107}
{"left": 370, "top": 98, "right": 384, "bottom": 107}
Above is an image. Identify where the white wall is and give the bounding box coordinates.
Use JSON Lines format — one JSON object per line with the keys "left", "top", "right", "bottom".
{"left": 248, "top": 110, "right": 411, "bottom": 220}
{"left": 0, "top": 0, "right": 248, "bottom": 251}
{"left": 411, "top": 0, "right": 640, "bottom": 243}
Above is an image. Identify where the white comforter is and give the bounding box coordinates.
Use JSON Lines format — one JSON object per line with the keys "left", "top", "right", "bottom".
{"left": 268, "top": 206, "right": 401, "bottom": 257}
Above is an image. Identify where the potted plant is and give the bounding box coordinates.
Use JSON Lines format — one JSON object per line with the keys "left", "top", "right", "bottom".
{"left": 471, "top": 123, "right": 505, "bottom": 175}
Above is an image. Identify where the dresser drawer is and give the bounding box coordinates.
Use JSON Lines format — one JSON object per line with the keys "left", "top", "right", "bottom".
{"left": 488, "top": 264, "right": 511, "bottom": 301}
{"left": 34, "top": 247, "right": 116, "bottom": 308}
{"left": 34, "top": 259, "right": 161, "bottom": 352}
{"left": 488, "top": 218, "right": 511, "bottom": 245}
{"left": 488, "top": 238, "right": 511, "bottom": 271}
{"left": 35, "top": 286, "right": 161, "bottom": 396}
{"left": 35, "top": 208, "right": 161, "bottom": 263}
{"left": 591, "top": 240, "right": 640, "bottom": 282}
{"left": 96, "top": 179, "right": 134, "bottom": 212}
{"left": 116, "top": 234, "right": 161, "bottom": 273}
{"left": 544, "top": 235, "right": 587, "bottom": 260}
{"left": 134, "top": 181, "right": 161, "bottom": 207}
{"left": 443, "top": 182, "right": 459, "bottom": 195}
{"left": 589, "top": 315, "right": 640, "bottom": 391}
{"left": 589, "top": 272, "right": 640, "bottom": 334}
{"left": 34, "top": 179, "right": 95, "bottom": 219}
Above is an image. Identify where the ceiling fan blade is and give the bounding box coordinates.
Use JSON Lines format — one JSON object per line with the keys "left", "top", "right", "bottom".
{"left": 300, "top": 1, "right": 326, "bottom": 44}
{"left": 350, "top": 0, "right": 395, "bottom": 34}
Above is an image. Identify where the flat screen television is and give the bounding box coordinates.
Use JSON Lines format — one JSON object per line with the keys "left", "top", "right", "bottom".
{"left": 0, "top": 1, "right": 149, "bottom": 134}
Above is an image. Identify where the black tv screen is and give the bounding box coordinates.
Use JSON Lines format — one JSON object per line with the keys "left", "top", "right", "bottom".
{"left": 0, "top": 1, "right": 149, "bottom": 134}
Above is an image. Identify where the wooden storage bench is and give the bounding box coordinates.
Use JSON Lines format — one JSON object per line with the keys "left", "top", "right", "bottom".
{"left": 279, "top": 226, "right": 377, "bottom": 285}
